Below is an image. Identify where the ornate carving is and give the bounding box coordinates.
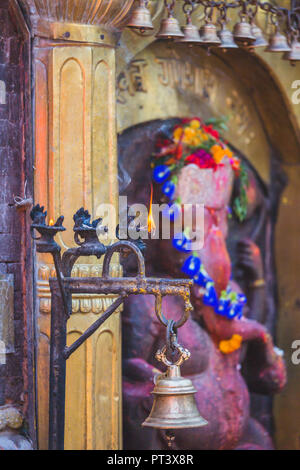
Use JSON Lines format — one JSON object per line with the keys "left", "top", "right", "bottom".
{"left": 0, "top": 406, "right": 23, "bottom": 431}
{"left": 37, "top": 263, "right": 123, "bottom": 315}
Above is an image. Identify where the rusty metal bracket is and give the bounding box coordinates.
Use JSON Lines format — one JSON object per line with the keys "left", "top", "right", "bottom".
{"left": 30, "top": 204, "right": 193, "bottom": 450}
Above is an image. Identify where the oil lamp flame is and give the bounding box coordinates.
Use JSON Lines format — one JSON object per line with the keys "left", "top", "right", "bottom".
{"left": 148, "top": 184, "right": 156, "bottom": 235}
{"left": 49, "top": 218, "right": 55, "bottom": 226}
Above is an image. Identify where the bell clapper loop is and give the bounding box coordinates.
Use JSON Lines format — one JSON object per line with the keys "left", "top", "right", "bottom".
{"left": 165, "top": 0, "right": 176, "bottom": 18}
{"left": 159, "top": 319, "right": 190, "bottom": 366}
{"left": 154, "top": 292, "right": 191, "bottom": 329}
{"left": 166, "top": 430, "right": 176, "bottom": 449}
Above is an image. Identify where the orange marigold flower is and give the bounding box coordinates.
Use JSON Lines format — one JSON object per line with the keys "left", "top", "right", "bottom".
{"left": 173, "top": 127, "right": 184, "bottom": 143}
{"left": 190, "top": 119, "right": 201, "bottom": 130}
{"left": 219, "top": 334, "right": 243, "bottom": 354}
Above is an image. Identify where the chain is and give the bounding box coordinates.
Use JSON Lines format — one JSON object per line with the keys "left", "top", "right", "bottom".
{"left": 189, "top": 0, "right": 293, "bottom": 19}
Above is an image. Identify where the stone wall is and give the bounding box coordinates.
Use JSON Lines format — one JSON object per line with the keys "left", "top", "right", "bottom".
{"left": 0, "top": 0, "right": 33, "bottom": 448}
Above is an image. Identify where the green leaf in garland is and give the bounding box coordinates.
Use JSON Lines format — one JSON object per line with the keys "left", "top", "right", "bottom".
{"left": 233, "top": 161, "right": 249, "bottom": 223}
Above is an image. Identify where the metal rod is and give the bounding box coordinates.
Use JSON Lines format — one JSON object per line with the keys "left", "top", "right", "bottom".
{"left": 64, "top": 295, "right": 127, "bottom": 360}
{"left": 53, "top": 251, "right": 70, "bottom": 318}
{"left": 64, "top": 277, "right": 192, "bottom": 296}
{"left": 48, "top": 280, "right": 68, "bottom": 450}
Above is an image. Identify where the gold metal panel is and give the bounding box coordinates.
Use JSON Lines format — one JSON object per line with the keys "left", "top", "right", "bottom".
{"left": 274, "top": 164, "right": 300, "bottom": 450}
{"left": 65, "top": 331, "right": 87, "bottom": 450}
{"left": 34, "top": 41, "right": 121, "bottom": 450}
{"left": 94, "top": 323, "right": 120, "bottom": 450}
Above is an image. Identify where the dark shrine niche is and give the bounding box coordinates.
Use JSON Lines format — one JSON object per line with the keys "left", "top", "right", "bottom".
{"left": 118, "top": 118, "right": 287, "bottom": 446}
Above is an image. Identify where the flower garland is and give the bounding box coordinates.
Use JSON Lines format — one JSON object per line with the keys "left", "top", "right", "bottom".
{"left": 151, "top": 117, "right": 248, "bottom": 321}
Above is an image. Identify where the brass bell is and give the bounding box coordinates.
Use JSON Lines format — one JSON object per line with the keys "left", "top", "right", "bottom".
{"left": 265, "top": 30, "right": 291, "bottom": 52}
{"left": 283, "top": 37, "right": 300, "bottom": 64}
{"left": 250, "top": 23, "right": 268, "bottom": 48}
{"left": 218, "top": 25, "right": 238, "bottom": 50}
{"left": 127, "top": 0, "right": 154, "bottom": 32}
{"left": 156, "top": 13, "right": 184, "bottom": 40}
{"left": 233, "top": 16, "right": 255, "bottom": 46}
{"left": 142, "top": 345, "right": 208, "bottom": 430}
{"left": 178, "top": 16, "right": 203, "bottom": 45}
{"left": 200, "top": 21, "right": 221, "bottom": 47}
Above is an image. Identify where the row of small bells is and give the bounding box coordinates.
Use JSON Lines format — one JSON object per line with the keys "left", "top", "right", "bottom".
{"left": 127, "top": 1, "right": 300, "bottom": 64}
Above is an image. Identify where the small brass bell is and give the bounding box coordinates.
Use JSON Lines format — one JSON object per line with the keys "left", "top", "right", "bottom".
{"left": 200, "top": 21, "right": 221, "bottom": 47}
{"left": 218, "top": 26, "right": 238, "bottom": 50}
{"left": 250, "top": 23, "right": 268, "bottom": 48}
{"left": 233, "top": 16, "right": 255, "bottom": 46}
{"left": 178, "top": 17, "right": 203, "bottom": 45}
{"left": 265, "top": 30, "right": 291, "bottom": 52}
{"left": 156, "top": 11, "right": 184, "bottom": 40}
{"left": 127, "top": 0, "right": 154, "bottom": 32}
{"left": 142, "top": 344, "right": 208, "bottom": 430}
{"left": 283, "top": 37, "right": 300, "bottom": 64}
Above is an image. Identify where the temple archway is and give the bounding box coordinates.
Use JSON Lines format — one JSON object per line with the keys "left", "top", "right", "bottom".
{"left": 117, "top": 40, "right": 300, "bottom": 449}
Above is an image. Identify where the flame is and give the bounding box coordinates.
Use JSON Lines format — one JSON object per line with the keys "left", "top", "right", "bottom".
{"left": 147, "top": 184, "right": 156, "bottom": 235}
{"left": 49, "top": 218, "right": 54, "bottom": 226}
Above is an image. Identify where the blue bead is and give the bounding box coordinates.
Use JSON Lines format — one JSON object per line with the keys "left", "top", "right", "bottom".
{"left": 216, "top": 298, "right": 231, "bottom": 316}
{"left": 172, "top": 234, "right": 192, "bottom": 253}
{"left": 237, "top": 293, "right": 247, "bottom": 305}
{"left": 153, "top": 165, "right": 171, "bottom": 183}
{"left": 227, "top": 302, "right": 243, "bottom": 319}
{"left": 182, "top": 256, "right": 201, "bottom": 277}
{"left": 194, "top": 271, "right": 210, "bottom": 287}
{"left": 203, "top": 285, "right": 218, "bottom": 308}
{"left": 162, "top": 181, "right": 176, "bottom": 200}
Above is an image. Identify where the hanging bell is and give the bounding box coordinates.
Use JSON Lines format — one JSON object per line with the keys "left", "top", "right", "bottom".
{"left": 233, "top": 16, "right": 256, "bottom": 46}
{"left": 142, "top": 345, "right": 208, "bottom": 430}
{"left": 200, "top": 21, "right": 221, "bottom": 47}
{"left": 265, "top": 30, "right": 291, "bottom": 52}
{"left": 127, "top": 0, "right": 154, "bottom": 32}
{"left": 283, "top": 37, "right": 300, "bottom": 63}
{"left": 178, "top": 17, "right": 203, "bottom": 45}
{"left": 250, "top": 23, "right": 268, "bottom": 48}
{"left": 218, "top": 26, "right": 238, "bottom": 50}
{"left": 156, "top": 13, "right": 184, "bottom": 40}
